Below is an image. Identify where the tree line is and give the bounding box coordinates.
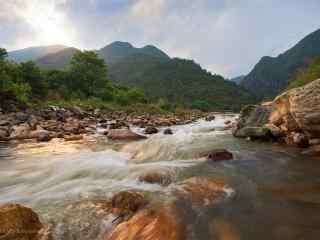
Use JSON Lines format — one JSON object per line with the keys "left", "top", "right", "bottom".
{"left": 0, "top": 48, "right": 146, "bottom": 107}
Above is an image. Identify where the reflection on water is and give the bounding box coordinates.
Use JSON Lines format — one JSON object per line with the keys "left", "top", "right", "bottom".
{"left": 1, "top": 115, "right": 320, "bottom": 239}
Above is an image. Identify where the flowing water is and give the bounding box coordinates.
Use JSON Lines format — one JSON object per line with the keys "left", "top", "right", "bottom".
{"left": 1, "top": 114, "right": 320, "bottom": 239}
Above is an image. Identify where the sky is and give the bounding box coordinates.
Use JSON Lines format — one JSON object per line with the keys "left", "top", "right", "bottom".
{"left": 1, "top": 0, "right": 320, "bottom": 78}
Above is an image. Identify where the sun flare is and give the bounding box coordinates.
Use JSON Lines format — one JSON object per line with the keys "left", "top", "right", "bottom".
{"left": 21, "top": 0, "right": 74, "bottom": 46}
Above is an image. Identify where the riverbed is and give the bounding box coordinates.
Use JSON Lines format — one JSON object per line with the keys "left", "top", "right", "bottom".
{"left": 1, "top": 114, "right": 320, "bottom": 240}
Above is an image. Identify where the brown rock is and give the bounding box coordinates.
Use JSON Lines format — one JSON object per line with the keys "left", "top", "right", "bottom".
{"left": 163, "top": 128, "right": 173, "bottom": 135}
{"left": 64, "top": 135, "right": 83, "bottom": 141}
{"left": 105, "top": 204, "right": 186, "bottom": 240}
{"left": 111, "top": 191, "right": 148, "bottom": 216}
{"left": 10, "top": 123, "right": 31, "bottom": 140}
{"left": 138, "top": 172, "right": 172, "bottom": 186}
{"left": 29, "top": 130, "right": 52, "bottom": 142}
{"left": 144, "top": 126, "right": 158, "bottom": 135}
{"left": 108, "top": 129, "right": 147, "bottom": 141}
{"left": 207, "top": 149, "right": 234, "bottom": 162}
{"left": 0, "top": 203, "right": 48, "bottom": 240}
{"left": 205, "top": 115, "right": 216, "bottom": 121}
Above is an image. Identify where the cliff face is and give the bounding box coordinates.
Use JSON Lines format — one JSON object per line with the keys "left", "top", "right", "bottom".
{"left": 234, "top": 79, "right": 320, "bottom": 155}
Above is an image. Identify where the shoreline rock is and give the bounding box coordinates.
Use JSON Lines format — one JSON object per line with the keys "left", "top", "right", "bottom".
{"left": 234, "top": 79, "right": 320, "bottom": 155}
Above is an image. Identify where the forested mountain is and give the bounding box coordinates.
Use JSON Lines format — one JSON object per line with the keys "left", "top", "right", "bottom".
{"left": 8, "top": 45, "right": 67, "bottom": 63}
{"left": 241, "top": 28, "right": 320, "bottom": 98}
{"left": 97, "top": 41, "right": 170, "bottom": 64}
{"left": 108, "top": 54, "right": 255, "bottom": 111}
{"left": 35, "top": 48, "right": 80, "bottom": 69}
{"left": 10, "top": 42, "right": 256, "bottom": 111}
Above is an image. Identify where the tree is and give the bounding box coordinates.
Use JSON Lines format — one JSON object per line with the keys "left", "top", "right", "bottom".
{"left": 0, "top": 48, "right": 8, "bottom": 61}
{"left": 19, "top": 61, "right": 47, "bottom": 98}
{"left": 69, "top": 51, "right": 109, "bottom": 98}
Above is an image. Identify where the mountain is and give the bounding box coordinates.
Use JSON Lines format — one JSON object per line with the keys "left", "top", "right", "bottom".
{"left": 8, "top": 45, "right": 67, "bottom": 63}
{"left": 229, "top": 75, "right": 245, "bottom": 85}
{"left": 35, "top": 47, "right": 79, "bottom": 69}
{"left": 241, "top": 28, "right": 320, "bottom": 98}
{"left": 97, "top": 41, "right": 170, "bottom": 64}
{"left": 26, "top": 41, "right": 255, "bottom": 111}
{"left": 108, "top": 54, "right": 256, "bottom": 111}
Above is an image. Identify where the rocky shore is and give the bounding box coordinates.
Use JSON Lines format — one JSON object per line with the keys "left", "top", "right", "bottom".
{"left": 0, "top": 106, "right": 212, "bottom": 143}
{"left": 233, "top": 78, "right": 320, "bottom": 156}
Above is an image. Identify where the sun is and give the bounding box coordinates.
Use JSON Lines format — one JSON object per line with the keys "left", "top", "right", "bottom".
{"left": 22, "top": 1, "right": 74, "bottom": 46}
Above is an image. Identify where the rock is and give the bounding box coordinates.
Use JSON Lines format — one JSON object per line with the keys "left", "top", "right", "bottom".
{"left": 107, "top": 129, "right": 147, "bottom": 141}
{"left": 163, "top": 128, "right": 173, "bottom": 135}
{"left": 270, "top": 79, "right": 320, "bottom": 138}
{"left": 233, "top": 105, "right": 272, "bottom": 138}
{"left": 235, "top": 126, "right": 271, "bottom": 139}
{"left": 10, "top": 123, "right": 31, "bottom": 140}
{"left": 105, "top": 204, "right": 186, "bottom": 240}
{"left": 0, "top": 119, "right": 10, "bottom": 126}
{"left": 14, "top": 112, "right": 30, "bottom": 124}
{"left": 207, "top": 149, "right": 233, "bottom": 162}
{"left": 205, "top": 115, "right": 216, "bottom": 121}
{"left": 138, "top": 172, "right": 172, "bottom": 186}
{"left": 144, "top": 126, "right": 159, "bottom": 135}
{"left": 224, "top": 120, "right": 231, "bottom": 125}
{"left": 176, "top": 177, "right": 228, "bottom": 207}
{"left": 302, "top": 144, "right": 320, "bottom": 156}
{"left": 285, "top": 132, "right": 309, "bottom": 148}
{"left": 309, "top": 138, "right": 320, "bottom": 145}
{"left": 264, "top": 123, "right": 283, "bottom": 138}
{"left": 0, "top": 128, "right": 9, "bottom": 140}
{"left": 29, "top": 130, "right": 52, "bottom": 142}
{"left": 0, "top": 203, "right": 48, "bottom": 240}
{"left": 64, "top": 135, "right": 83, "bottom": 141}
{"left": 111, "top": 191, "right": 148, "bottom": 216}
{"left": 63, "top": 121, "right": 81, "bottom": 134}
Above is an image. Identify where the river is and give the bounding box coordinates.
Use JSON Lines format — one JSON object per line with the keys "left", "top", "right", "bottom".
{"left": 1, "top": 114, "right": 320, "bottom": 239}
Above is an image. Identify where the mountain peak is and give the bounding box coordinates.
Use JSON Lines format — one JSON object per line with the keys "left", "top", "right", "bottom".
{"left": 98, "top": 41, "right": 170, "bottom": 64}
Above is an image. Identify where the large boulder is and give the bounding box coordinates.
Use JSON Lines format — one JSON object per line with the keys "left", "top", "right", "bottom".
{"left": 235, "top": 126, "right": 271, "bottom": 139}
{"left": 0, "top": 203, "right": 50, "bottom": 240}
{"left": 107, "top": 129, "right": 147, "bottom": 141}
{"left": 270, "top": 79, "right": 320, "bottom": 138}
{"left": 233, "top": 105, "right": 272, "bottom": 138}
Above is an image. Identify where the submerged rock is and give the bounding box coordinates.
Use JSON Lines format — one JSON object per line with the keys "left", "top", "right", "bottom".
{"left": 138, "top": 172, "right": 172, "bottom": 186}
{"left": 235, "top": 126, "right": 271, "bottom": 139}
{"left": 176, "top": 177, "right": 229, "bottom": 207}
{"left": 207, "top": 149, "right": 233, "bottom": 162}
{"left": 0, "top": 203, "right": 50, "bottom": 240}
{"left": 30, "top": 129, "right": 52, "bottom": 142}
{"left": 105, "top": 204, "right": 186, "bottom": 240}
{"left": 107, "top": 129, "right": 147, "bottom": 141}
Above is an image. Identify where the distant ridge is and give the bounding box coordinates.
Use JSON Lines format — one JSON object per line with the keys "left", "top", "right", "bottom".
{"left": 8, "top": 45, "right": 67, "bottom": 63}
{"left": 241, "top": 28, "right": 320, "bottom": 98}
{"left": 35, "top": 47, "right": 79, "bottom": 70}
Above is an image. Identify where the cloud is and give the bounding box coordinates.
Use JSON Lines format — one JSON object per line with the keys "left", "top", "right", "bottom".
{"left": 1, "top": 0, "right": 320, "bottom": 77}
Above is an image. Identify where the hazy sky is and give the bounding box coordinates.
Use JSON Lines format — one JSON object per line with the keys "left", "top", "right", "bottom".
{"left": 1, "top": 0, "right": 320, "bottom": 77}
